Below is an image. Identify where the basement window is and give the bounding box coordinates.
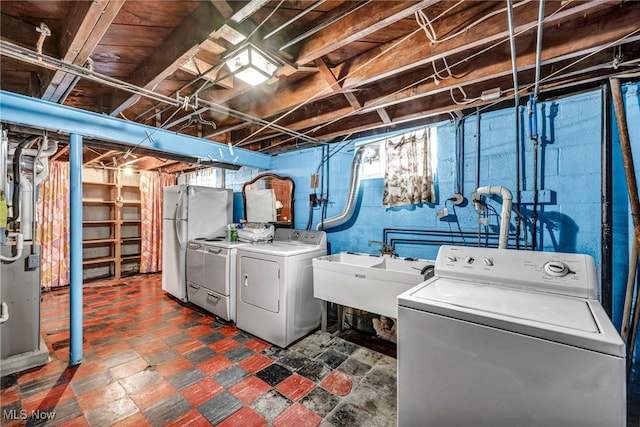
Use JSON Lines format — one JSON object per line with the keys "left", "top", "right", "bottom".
{"left": 359, "top": 127, "right": 438, "bottom": 180}
{"left": 361, "top": 143, "right": 385, "bottom": 179}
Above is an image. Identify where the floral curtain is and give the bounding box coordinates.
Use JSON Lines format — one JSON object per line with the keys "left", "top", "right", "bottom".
{"left": 37, "top": 161, "right": 70, "bottom": 288}
{"left": 382, "top": 131, "right": 435, "bottom": 207}
{"left": 139, "top": 171, "right": 175, "bottom": 273}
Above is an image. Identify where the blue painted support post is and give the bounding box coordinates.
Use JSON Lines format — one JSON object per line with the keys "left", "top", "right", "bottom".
{"left": 69, "top": 133, "right": 83, "bottom": 365}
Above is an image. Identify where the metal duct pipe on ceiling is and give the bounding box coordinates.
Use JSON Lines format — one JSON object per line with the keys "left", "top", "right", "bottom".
{"left": 315, "top": 146, "right": 365, "bottom": 231}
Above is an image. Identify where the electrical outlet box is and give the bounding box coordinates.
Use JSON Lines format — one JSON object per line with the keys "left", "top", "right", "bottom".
{"left": 436, "top": 208, "right": 448, "bottom": 219}
{"left": 25, "top": 254, "right": 40, "bottom": 270}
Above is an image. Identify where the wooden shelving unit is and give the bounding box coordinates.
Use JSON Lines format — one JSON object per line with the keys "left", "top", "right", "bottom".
{"left": 82, "top": 168, "right": 141, "bottom": 281}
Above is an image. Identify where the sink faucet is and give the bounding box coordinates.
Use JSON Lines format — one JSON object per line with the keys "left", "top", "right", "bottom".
{"left": 368, "top": 240, "right": 395, "bottom": 256}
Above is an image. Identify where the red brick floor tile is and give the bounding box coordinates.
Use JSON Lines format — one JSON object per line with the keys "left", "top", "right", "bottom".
{"left": 151, "top": 325, "right": 182, "bottom": 339}
{"left": 132, "top": 339, "right": 168, "bottom": 356}
{"left": 229, "top": 375, "right": 272, "bottom": 404}
{"left": 244, "top": 338, "right": 271, "bottom": 352}
{"left": 181, "top": 377, "right": 224, "bottom": 407}
{"left": 172, "top": 339, "right": 205, "bottom": 354}
{"left": 64, "top": 360, "right": 108, "bottom": 382}
{"left": 275, "top": 374, "right": 316, "bottom": 401}
{"left": 130, "top": 379, "right": 177, "bottom": 410}
{"left": 21, "top": 383, "right": 76, "bottom": 413}
{"left": 76, "top": 381, "right": 127, "bottom": 412}
{"left": 93, "top": 341, "right": 131, "bottom": 358}
{"left": 0, "top": 384, "right": 20, "bottom": 405}
{"left": 238, "top": 353, "right": 272, "bottom": 374}
{"left": 155, "top": 356, "right": 192, "bottom": 378}
{"left": 109, "top": 356, "right": 150, "bottom": 379}
{"left": 210, "top": 337, "right": 241, "bottom": 353}
{"left": 197, "top": 355, "right": 233, "bottom": 376}
{"left": 320, "top": 371, "right": 353, "bottom": 396}
{"left": 165, "top": 408, "right": 210, "bottom": 427}
{"left": 273, "top": 403, "right": 322, "bottom": 427}
{"left": 217, "top": 406, "right": 268, "bottom": 427}
{"left": 111, "top": 411, "right": 152, "bottom": 427}
{"left": 17, "top": 359, "right": 66, "bottom": 384}
{"left": 185, "top": 325, "right": 213, "bottom": 338}
{"left": 56, "top": 416, "right": 90, "bottom": 427}
{"left": 216, "top": 325, "right": 240, "bottom": 336}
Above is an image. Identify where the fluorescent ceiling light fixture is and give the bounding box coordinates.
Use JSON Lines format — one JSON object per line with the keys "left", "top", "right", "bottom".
{"left": 225, "top": 43, "right": 279, "bottom": 86}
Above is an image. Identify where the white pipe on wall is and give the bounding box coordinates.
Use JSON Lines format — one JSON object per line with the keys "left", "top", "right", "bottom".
{"left": 475, "top": 185, "right": 513, "bottom": 249}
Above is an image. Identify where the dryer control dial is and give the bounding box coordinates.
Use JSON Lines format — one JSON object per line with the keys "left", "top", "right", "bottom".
{"left": 544, "top": 261, "right": 571, "bottom": 277}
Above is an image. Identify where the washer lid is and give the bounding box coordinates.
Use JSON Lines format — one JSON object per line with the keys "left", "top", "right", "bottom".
{"left": 399, "top": 278, "right": 625, "bottom": 357}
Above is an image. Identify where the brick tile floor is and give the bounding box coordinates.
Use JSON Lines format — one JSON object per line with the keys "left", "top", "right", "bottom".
{"left": 0, "top": 274, "right": 398, "bottom": 426}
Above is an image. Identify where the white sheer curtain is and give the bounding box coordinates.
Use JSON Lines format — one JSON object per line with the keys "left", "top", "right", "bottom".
{"left": 182, "top": 168, "right": 220, "bottom": 187}
{"left": 383, "top": 130, "right": 435, "bottom": 207}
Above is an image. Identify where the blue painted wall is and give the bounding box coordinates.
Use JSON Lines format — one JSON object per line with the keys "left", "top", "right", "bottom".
{"left": 267, "top": 85, "right": 640, "bottom": 360}
{"left": 272, "top": 90, "right": 603, "bottom": 260}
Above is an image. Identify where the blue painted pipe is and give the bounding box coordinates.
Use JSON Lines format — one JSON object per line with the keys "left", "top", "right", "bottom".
{"left": 69, "top": 133, "right": 83, "bottom": 365}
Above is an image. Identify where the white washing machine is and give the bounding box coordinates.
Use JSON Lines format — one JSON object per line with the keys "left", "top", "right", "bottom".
{"left": 397, "top": 245, "right": 626, "bottom": 427}
{"left": 236, "top": 228, "right": 327, "bottom": 347}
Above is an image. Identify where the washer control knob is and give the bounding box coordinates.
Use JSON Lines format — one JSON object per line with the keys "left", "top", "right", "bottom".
{"left": 447, "top": 255, "right": 457, "bottom": 262}
{"left": 465, "top": 256, "right": 475, "bottom": 264}
{"left": 544, "top": 261, "right": 570, "bottom": 277}
{"left": 483, "top": 257, "right": 493, "bottom": 266}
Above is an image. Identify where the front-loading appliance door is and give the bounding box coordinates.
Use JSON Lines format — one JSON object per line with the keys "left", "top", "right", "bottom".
{"left": 239, "top": 256, "right": 280, "bottom": 313}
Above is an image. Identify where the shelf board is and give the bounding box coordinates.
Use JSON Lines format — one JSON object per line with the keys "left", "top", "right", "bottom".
{"left": 83, "top": 181, "right": 115, "bottom": 187}
{"left": 121, "top": 238, "right": 142, "bottom": 243}
{"left": 121, "top": 200, "right": 142, "bottom": 205}
{"left": 121, "top": 219, "right": 142, "bottom": 224}
{"left": 121, "top": 183, "right": 140, "bottom": 188}
{"left": 122, "top": 255, "right": 141, "bottom": 262}
{"left": 82, "top": 238, "right": 117, "bottom": 245}
{"left": 83, "top": 220, "right": 117, "bottom": 225}
{"left": 83, "top": 199, "right": 116, "bottom": 205}
{"left": 83, "top": 256, "right": 116, "bottom": 265}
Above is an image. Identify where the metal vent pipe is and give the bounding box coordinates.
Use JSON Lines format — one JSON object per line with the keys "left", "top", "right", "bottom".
{"left": 316, "top": 146, "right": 365, "bottom": 231}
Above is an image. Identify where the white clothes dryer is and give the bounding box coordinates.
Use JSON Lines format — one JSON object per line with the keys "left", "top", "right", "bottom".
{"left": 397, "top": 245, "right": 626, "bottom": 427}
{"left": 236, "top": 228, "right": 327, "bottom": 347}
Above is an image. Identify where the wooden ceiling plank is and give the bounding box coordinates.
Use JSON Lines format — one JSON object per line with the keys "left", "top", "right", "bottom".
{"left": 233, "top": 13, "right": 640, "bottom": 149}
{"left": 84, "top": 150, "right": 118, "bottom": 167}
{"left": 294, "top": 0, "right": 439, "bottom": 66}
{"left": 51, "top": 145, "right": 69, "bottom": 161}
{"left": 315, "top": 58, "right": 361, "bottom": 111}
{"left": 109, "top": 2, "right": 227, "bottom": 116}
{"left": 42, "top": 0, "right": 125, "bottom": 103}
{"left": 339, "top": 0, "right": 614, "bottom": 89}
{"left": 230, "top": 0, "right": 270, "bottom": 24}
{"left": 225, "top": 0, "right": 624, "bottom": 140}
{"left": 0, "top": 12, "right": 59, "bottom": 57}
{"left": 210, "top": 1, "right": 234, "bottom": 19}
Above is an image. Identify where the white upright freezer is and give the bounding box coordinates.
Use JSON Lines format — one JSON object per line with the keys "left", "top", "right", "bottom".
{"left": 162, "top": 185, "right": 232, "bottom": 301}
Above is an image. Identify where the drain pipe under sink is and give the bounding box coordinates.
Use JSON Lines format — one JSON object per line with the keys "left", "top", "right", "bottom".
{"left": 315, "top": 146, "right": 365, "bottom": 231}
{"left": 474, "top": 186, "right": 513, "bottom": 249}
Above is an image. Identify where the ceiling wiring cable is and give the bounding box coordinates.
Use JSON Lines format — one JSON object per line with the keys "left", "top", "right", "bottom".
{"left": 136, "top": 0, "right": 286, "bottom": 123}
{"left": 295, "top": 0, "right": 579, "bottom": 139}
{"left": 232, "top": 0, "right": 531, "bottom": 149}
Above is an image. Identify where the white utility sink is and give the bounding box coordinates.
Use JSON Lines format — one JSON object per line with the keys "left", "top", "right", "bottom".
{"left": 312, "top": 252, "right": 434, "bottom": 318}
